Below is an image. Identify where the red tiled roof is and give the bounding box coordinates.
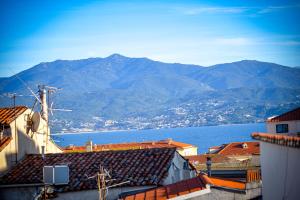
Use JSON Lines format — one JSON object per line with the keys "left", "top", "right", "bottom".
{"left": 0, "top": 148, "right": 177, "bottom": 191}
{"left": 64, "top": 139, "right": 195, "bottom": 153}
{"left": 252, "top": 132, "right": 300, "bottom": 148}
{"left": 186, "top": 154, "right": 231, "bottom": 164}
{"left": 0, "top": 136, "right": 12, "bottom": 152}
{"left": 208, "top": 176, "right": 246, "bottom": 190}
{"left": 216, "top": 142, "right": 260, "bottom": 156}
{"left": 122, "top": 175, "right": 207, "bottom": 200}
{"left": 267, "top": 107, "right": 300, "bottom": 122}
{"left": 0, "top": 106, "right": 27, "bottom": 125}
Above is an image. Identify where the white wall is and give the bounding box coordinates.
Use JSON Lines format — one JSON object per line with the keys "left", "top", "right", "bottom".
{"left": 267, "top": 120, "right": 300, "bottom": 135}
{"left": 163, "top": 152, "right": 196, "bottom": 185}
{"left": 260, "top": 141, "right": 300, "bottom": 200}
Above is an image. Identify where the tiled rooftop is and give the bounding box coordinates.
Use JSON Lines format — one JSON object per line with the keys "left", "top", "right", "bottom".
{"left": 208, "top": 176, "right": 246, "bottom": 190}
{"left": 0, "top": 148, "right": 177, "bottom": 191}
{"left": 0, "top": 136, "right": 12, "bottom": 152}
{"left": 252, "top": 132, "right": 300, "bottom": 148}
{"left": 186, "top": 154, "right": 231, "bottom": 165}
{"left": 0, "top": 106, "right": 27, "bottom": 125}
{"left": 267, "top": 107, "right": 300, "bottom": 122}
{"left": 216, "top": 142, "right": 260, "bottom": 156}
{"left": 121, "top": 175, "right": 208, "bottom": 200}
{"left": 64, "top": 139, "right": 195, "bottom": 153}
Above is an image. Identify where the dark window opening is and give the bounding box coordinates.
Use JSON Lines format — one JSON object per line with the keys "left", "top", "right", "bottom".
{"left": 276, "top": 124, "right": 289, "bottom": 133}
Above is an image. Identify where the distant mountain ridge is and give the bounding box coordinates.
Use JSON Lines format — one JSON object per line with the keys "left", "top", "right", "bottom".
{"left": 1, "top": 54, "right": 300, "bottom": 132}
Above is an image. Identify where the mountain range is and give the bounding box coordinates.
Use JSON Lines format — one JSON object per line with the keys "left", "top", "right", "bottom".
{"left": 1, "top": 54, "right": 300, "bottom": 132}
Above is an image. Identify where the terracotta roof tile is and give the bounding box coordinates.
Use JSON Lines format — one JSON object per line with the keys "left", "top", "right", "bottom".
{"left": 208, "top": 176, "right": 246, "bottom": 190}
{"left": 0, "top": 106, "right": 27, "bottom": 125}
{"left": 186, "top": 154, "right": 231, "bottom": 165}
{"left": 64, "top": 139, "right": 195, "bottom": 153}
{"left": 267, "top": 107, "right": 300, "bottom": 122}
{"left": 252, "top": 132, "right": 300, "bottom": 148}
{"left": 122, "top": 175, "right": 207, "bottom": 200}
{"left": 0, "top": 148, "right": 177, "bottom": 191}
{"left": 0, "top": 136, "right": 12, "bottom": 152}
{"left": 216, "top": 142, "right": 260, "bottom": 156}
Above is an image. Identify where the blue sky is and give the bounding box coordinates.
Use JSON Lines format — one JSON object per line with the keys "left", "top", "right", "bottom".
{"left": 1, "top": 0, "right": 300, "bottom": 76}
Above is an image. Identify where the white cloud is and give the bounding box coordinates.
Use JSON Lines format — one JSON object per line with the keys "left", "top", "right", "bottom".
{"left": 176, "top": 4, "right": 300, "bottom": 16}
{"left": 181, "top": 7, "right": 248, "bottom": 15}
{"left": 270, "top": 41, "right": 300, "bottom": 46}
{"left": 258, "top": 4, "right": 300, "bottom": 14}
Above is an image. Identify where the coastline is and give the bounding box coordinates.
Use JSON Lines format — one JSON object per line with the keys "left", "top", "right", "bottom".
{"left": 51, "top": 122, "right": 264, "bottom": 135}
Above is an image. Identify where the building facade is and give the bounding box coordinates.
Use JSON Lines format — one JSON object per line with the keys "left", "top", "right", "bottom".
{"left": 0, "top": 106, "right": 62, "bottom": 174}
{"left": 252, "top": 132, "right": 300, "bottom": 200}
{"left": 266, "top": 107, "right": 300, "bottom": 136}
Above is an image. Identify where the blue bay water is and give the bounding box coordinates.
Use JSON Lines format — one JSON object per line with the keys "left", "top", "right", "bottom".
{"left": 54, "top": 123, "right": 266, "bottom": 154}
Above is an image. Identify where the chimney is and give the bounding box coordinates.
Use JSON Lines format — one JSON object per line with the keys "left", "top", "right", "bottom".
{"left": 41, "top": 145, "right": 45, "bottom": 160}
{"left": 242, "top": 143, "right": 248, "bottom": 149}
{"left": 86, "top": 140, "right": 93, "bottom": 152}
{"left": 206, "top": 157, "right": 212, "bottom": 177}
{"left": 166, "top": 138, "right": 172, "bottom": 145}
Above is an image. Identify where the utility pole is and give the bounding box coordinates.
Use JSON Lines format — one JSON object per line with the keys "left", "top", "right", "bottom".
{"left": 13, "top": 94, "right": 18, "bottom": 164}
{"left": 97, "top": 166, "right": 107, "bottom": 200}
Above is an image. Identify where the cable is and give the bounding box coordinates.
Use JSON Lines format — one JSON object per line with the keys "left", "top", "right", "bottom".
{"left": 7, "top": 68, "right": 41, "bottom": 104}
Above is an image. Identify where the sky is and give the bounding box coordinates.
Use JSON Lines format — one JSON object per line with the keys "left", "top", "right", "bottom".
{"left": 0, "top": 0, "right": 300, "bottom": 77}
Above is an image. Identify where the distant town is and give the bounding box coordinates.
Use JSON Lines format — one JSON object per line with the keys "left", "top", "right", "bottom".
{"left": 53, "top": 100, "right": 299, "bottom": 133}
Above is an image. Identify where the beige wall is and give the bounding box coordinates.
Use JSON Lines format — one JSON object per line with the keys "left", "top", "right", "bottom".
{"left": 260, "top": 141, "right": 300, "bottom": 200}
{"left": 266, "top": 120, "right": 300, "bottom": 135}
{"left": 177, "top": 147, "right": 198, "bottom": 156}
{"left": 0, "top": 109, "right": 62, "bottom": 174}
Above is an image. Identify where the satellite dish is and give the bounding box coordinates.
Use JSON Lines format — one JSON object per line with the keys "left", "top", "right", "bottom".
{"left": 31, "top": 112, "right": 41, "bottom": 132}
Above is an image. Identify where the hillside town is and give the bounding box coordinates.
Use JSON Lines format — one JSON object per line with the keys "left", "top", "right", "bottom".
{"left": 0, "top": 87, "right": 299, "bottom": 200}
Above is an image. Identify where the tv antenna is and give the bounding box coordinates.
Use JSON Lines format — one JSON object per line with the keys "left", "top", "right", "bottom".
{"left": 84, "top": 165, "right": 130, "bottom": 200}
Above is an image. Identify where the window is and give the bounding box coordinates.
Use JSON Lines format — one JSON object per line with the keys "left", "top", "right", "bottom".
{"left": 183, "top": 161, "right": 189, "bottom": 170}
{"left": 276, "top": 124, "right": 288, "bottom": 133}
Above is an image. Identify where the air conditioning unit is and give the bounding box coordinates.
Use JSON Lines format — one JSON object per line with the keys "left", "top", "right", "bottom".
{"left": 43, "top": 165, "right": 69, "bottom": 185}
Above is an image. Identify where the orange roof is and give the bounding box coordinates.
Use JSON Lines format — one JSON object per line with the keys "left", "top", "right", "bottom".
{"left": 208, "top": 176, "right": 246, "bottom": 190}
{"left": 64, "top": 139, "right": 195, "bottom": 153}
{"left": 0, "top": 106, "right": 27, "bottom": 125}
{"left": 122, "top": 175, "right": 207, "bottom": 200}
{"left": 216, "top": 142, "right": 260, "bottom": 156}
{"left": 252, "top": 132, "right": 300, "bottom": 148}
{"left": 186, "top": 154, "right": 231, "bottom": 164}
{"left": 267, "top": 107, "right": 300, "bottom": 122}
{"left": 0, "top": 136, "right": 12, "bottom": 152}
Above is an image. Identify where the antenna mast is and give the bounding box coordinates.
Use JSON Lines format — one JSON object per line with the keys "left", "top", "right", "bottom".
{"left": 38, "top": 85, "right": 48, "bottom": 122}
